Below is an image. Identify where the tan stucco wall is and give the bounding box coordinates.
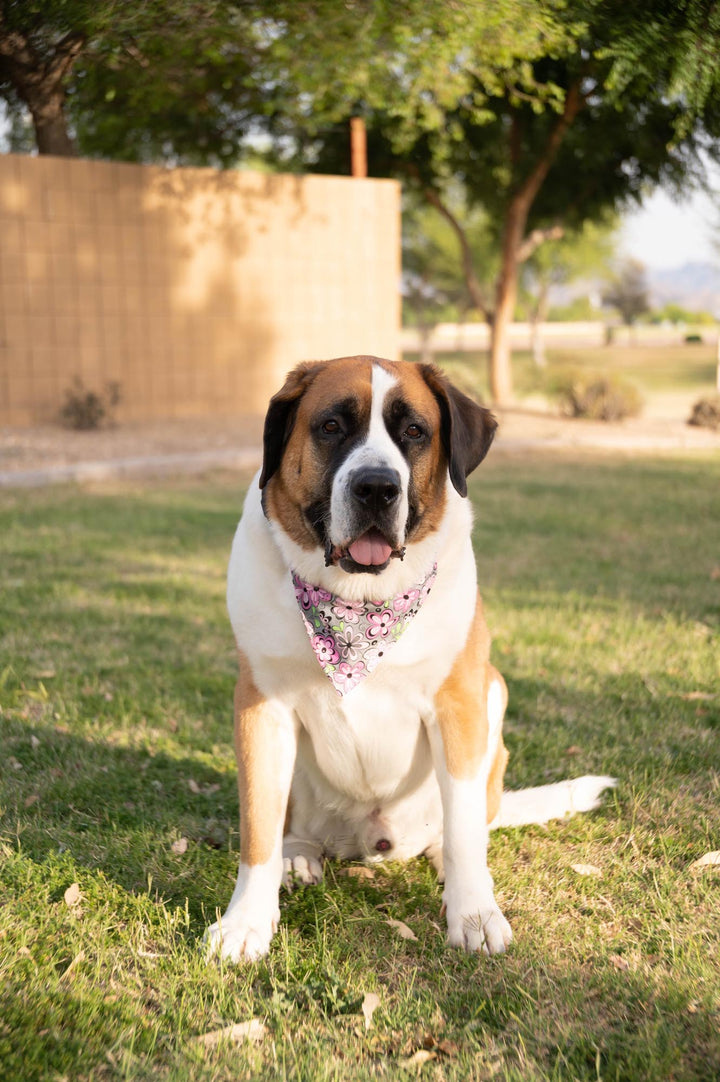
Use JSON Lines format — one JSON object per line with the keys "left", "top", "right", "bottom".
{"left": 0, "top": 154, "right": 400, "bottom": 425}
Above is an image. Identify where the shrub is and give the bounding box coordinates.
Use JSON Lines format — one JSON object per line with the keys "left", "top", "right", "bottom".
{"left": 684, "top": 333, "right": 703, "bottom": 344}
{"left": 60, "top": 378, "right": 121, "bottom": 431}
{"left": 687, "top": 393, "right": 720, "bottom": 430}
{"left": 550, "top": 369, "right": 643, "bottom": 422}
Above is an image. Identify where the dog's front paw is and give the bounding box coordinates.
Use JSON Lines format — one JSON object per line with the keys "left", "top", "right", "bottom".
{"left": 205, "top": 906, "right": 279, "bottom": 963}
{"left": 282, "top": 853, "right": 324, "bottom": 889}
{"left": 443, "top": 877, "right": 513, "bottom": 956}
{"left": 446, "top": 903, "right": 513, "bottom": 955}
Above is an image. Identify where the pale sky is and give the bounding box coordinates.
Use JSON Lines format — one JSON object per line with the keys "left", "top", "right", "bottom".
{"left": 621, "top": 175, "right": 720, "bottom": 270}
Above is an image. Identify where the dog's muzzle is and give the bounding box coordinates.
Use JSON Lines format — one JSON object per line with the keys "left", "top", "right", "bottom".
{"left": 326, "top": 466, "right": 406, "bottom": 573}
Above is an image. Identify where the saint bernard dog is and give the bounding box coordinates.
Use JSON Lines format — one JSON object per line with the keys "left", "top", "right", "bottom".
{"left": 205, "top": 356, "right": 614, "bottom": 963}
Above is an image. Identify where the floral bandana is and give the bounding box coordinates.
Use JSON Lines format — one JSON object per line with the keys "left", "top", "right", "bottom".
{"left": 292, "top": 564, "right": 438, "bottom": 696}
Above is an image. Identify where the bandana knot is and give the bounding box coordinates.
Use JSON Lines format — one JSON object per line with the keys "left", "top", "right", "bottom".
{"left": 292, "top": 564, "right": 437, "bottom": 696}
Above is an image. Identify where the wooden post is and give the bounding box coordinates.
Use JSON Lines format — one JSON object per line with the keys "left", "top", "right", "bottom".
{"left": 350, "top": 116, "right": 367, "bottom": 178}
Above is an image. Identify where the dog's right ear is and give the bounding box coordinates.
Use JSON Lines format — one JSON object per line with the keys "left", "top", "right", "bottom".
{"left": 259, "top": 362, "right": 322, "bottom": 488}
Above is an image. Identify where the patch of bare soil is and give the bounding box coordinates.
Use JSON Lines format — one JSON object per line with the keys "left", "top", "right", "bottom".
{"left": 0, "top": 415, "right": 263, "bottom": 474}
{"left": 0, "top": 402, "right": 717, "bottom": 481}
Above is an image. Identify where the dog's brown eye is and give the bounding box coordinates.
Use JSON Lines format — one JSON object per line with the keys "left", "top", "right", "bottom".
{"left": 321, "top": 419, "right": 341, "bottom": 435}
{"left": 405, "top": 423, "right": 423, "bottom": 439}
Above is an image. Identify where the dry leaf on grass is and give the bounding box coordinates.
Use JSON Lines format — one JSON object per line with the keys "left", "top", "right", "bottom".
{"left": 362, "top": 992, "right": 380, "bottom": 1030}
{"left": 171, "top": 837, "right": 189, "bottom": 855}
{"left": 422, "top": 1034, "right": 459, "bottom": 1057}
{"left": 571, "top": 863, "right": 602, "bottom": 877}
{"left": 64, "top": 883, "right": 81, "bottom": 907}
{"left": 187, "top": 779, "right": 220, "bottom": 796}
{"left": 609, "top": 953, "right": 630, "bottom": 971}
{"left": 338, "top": 866, "right": 375, "bottom": 879}
{"left": 60, "top": 950, "right": 86, "bottom": 982}
{"left": 401, "top": 1049, "right": 436, "bottom": 1068}
{"left": 386, "top": 918, "right": 418, "bottom": 941}
{"left": 688, "top": 851, "right": 720, "bottom": 874}
{"left": 194, "top": 1020, "right": 267, "bottom": 1047}
{"left": 680, "top": 691, "right": 715, "bottom": 701}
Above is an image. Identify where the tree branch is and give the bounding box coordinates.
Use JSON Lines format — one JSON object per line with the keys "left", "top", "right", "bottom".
{"left": 513, "top": 78, "right": 585, "bottom": 216}
{"left": 422, "top": 186, "right": 494, "bottom": 321}
{"left": 517, "top": 223, "right": 565, "bottom": 262}
{"left": 45, "top": 32, "right": 85, "bottom": 85}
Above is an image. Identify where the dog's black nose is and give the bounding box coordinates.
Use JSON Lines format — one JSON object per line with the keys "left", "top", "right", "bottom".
{"left": 351, "top": 468, "right": 401, "bottom": 512}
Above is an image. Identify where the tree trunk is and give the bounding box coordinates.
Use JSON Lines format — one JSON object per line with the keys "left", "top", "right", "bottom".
{"left": 0, "top": 25, "right": 83, "bottom": 156}
{"left": 488, "top": 83, "right": 584, "bottom": 404}
{"left": 30, "top": 91, "right": 77, "bottom": 156}
{"left": 489, "top": 198, "right": 525, "bottom": 403}
{"left": 419, "top": 324, "right": 434, "bottom": 364}
{"left": 530, "top": 280, "right": 550, "bottom": 368}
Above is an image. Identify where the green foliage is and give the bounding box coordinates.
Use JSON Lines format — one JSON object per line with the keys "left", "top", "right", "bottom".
{"left": 549, "top": 368, "right": 644, "bottom": 420}
{"left": 546, "top": 295, "right": 603, "bottom": 321}
{"left": 70, "top": 4, "right": 264, "bottom": 166}
{"left": 652, "top": 303, "right": 718, "bottom": 326}
{"left": 603, "top": 259, "right": 651, "bottom": 327}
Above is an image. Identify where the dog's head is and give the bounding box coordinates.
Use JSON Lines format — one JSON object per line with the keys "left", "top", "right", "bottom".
{"left": 260, "top": 356, "right": 496, "bottom": 580}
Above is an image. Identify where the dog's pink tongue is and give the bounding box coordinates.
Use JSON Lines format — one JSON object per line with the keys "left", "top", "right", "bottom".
{"left": 348, "top": 530, "right": 393, "bottom": 567}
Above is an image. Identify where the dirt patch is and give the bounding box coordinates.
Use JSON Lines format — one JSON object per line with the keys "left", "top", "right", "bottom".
{"left": 0, "top": 404, "right": 717, "bottom": 484}
{"left": 0, "top": 415, "right": 263, "bottom": 475}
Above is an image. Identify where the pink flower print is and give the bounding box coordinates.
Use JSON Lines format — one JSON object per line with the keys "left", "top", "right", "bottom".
{"left": 332, "top": 660, "right": 367, "bottom": 694}
{"left": 294, "top": 576, "right": 332, "bottom": 610}
{"left": 335, "top": 624, "right": 365, "bottom": 661}
{"left": 295, "top": 581, "right": 313, "bottom": 609}
{"left": 332, "top": 598, "right": 364, "bottom": 624}
{"left": 393, "top": 587, "right": 420, "bottom": 614}
{"left": 366, "top": 608, "right": 397, "bottom": 640}
{"left": 312, "top": 634, "right": 339, "bottom": 666}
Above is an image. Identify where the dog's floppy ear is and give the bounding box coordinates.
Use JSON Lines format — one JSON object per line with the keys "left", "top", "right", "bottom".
{"left": 420, "top": 364, "right": 497, "bottom": 497}
{"left": 259, "top": 362, "right": 322, "bottom": 488}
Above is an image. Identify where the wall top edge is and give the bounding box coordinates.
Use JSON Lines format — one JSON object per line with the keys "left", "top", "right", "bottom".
{"left": 0, "top": 151, "right": 401, "bottom": 191}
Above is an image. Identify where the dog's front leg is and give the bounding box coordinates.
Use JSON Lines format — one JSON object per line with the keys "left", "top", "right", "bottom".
{"left": 205, "top": 656, "right": 296, "bottom": 963}
{"left": 428, "top": 599, "right": 513, "bottom": 956}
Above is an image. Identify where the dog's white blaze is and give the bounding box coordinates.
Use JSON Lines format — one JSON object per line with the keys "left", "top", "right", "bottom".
{"left": 329, "top": 363, "right": 410, "bottom": 548}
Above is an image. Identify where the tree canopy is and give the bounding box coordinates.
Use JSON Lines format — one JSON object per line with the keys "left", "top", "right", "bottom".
{"left": 3, "top": 1, "right": 720, "bottom": 401}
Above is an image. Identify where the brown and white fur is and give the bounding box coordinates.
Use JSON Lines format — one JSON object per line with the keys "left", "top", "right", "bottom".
{"left": 205, "top": 356, "right": 614, "bottom": 963}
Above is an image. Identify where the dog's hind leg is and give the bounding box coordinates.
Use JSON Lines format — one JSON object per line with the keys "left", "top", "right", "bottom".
{"left": 282, "top": 832, "right": 324, "bottom": 888}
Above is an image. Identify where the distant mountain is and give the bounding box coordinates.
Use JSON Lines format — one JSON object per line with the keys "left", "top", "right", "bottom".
{"left": 648, "top": 261, "right": 720, "bottom": 317}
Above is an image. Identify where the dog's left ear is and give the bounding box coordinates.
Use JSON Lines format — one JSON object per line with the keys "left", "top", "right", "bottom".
{"left": 259, "top": 362, "right": 322, "bottom": 488}
{"left": 420, "top": 364, "right": 497, "bottom": 497}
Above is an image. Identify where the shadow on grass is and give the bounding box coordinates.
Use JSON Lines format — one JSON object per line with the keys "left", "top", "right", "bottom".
{"left": 2, "top": 715, "right": 239, "bottom": 925}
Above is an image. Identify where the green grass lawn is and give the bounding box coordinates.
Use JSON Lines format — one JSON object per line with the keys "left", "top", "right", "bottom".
{"left": 1, "top": 454, "right": 719, "bottom": 1081}
{"left": 405, "top": 340, "right": 719, "bottom": 404}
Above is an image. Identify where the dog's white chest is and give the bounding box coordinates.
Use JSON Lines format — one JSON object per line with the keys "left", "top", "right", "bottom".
{"left": 295, "top": 674, "right": 434, "bottom": 806}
